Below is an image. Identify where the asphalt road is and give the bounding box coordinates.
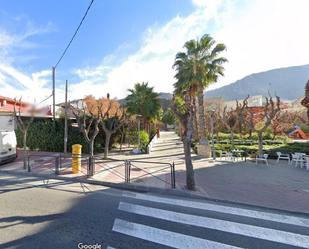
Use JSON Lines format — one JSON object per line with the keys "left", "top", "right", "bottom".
{"left": 1, "top": 171, "right": 309, "bottom": 249}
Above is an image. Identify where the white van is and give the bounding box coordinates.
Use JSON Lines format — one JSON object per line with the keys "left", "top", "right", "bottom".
{"left": 0, "top": 115, "right": 17, "bottom": 164}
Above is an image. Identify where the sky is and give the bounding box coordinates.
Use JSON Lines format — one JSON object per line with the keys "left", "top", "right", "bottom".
{"left": 0, "top": 0, "right": 309, "bottom": 105}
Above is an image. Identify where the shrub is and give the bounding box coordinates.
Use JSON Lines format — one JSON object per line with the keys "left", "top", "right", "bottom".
{"left": 162, "top": 108, "right": 175, "bottom": 125}
{"left": 128, "top": 129, "right": 150, "bottom": 152}
{"left": 15, "top": 118, "right": 107, "bottom": 154}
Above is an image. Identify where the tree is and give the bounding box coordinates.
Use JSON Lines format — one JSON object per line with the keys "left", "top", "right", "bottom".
{"left": 173, "top": 52, "right": 199, "bottom": 140}
{"left": 70, "top": 95, "right": 101, "bottom": 175}
{"left": 204, "top": 98, "right": 225, "bottom": 141}
{"left": 173, "top": 34, "right": 227, "bottom": 146}
{"left": 271, "top": 110, "right": 302, "bottom": 139}
{"left": 219, "top": 98, "right": 248, "bottom": 149}
{"left": 301, "top": 80, "right": 309, "bottom": 124}
{"left": 246, "top": 96, "right": 281, "bottom": 156}
{"left": 13, "top": 98, "right": 35, "bottom": 170}
{"left": 125, "top": 82, "right": 161, "bottom": 133}
{"left": 162, "top": 108, "right": 175, "bottom": 127}
{"left": 100, "top": 96, "right": 126, "bottom": 159}
{"left": 172, "top": 94, "right": 195, "bottom": 190}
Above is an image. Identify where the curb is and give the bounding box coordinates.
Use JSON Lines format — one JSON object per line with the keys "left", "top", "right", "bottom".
{"left": 1, "top": 169, "right": 309, "bottom": 217}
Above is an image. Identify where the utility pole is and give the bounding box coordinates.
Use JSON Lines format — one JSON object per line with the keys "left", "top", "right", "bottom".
{"left": 64, "top": 80, "right": 68, "bottom": 154}
{"left": 52, "top": 66, "right": 56, "bottom": 120}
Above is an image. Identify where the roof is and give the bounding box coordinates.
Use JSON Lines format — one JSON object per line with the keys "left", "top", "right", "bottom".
{"left": 0, "top": 95, "right": 52, "bottom": 117}
{"left": 0, "top": 95, "right": 29, "bottom": 106}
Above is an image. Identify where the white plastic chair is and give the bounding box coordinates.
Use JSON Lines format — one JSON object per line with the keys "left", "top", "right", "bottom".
{"left": 291, "top": 153, "right": 305, "bottom": 168}
{"left": 256, "top": 154, "right": 269, "bottom": 166}
{"left": 220, "top": 151, "right": 228, "bottom": 160}
{"left": 305, "top": 157, "right": 309, "bottom": 170}
{"left": 226, "top": 152, "right": 236, "bottom": 161}
{"left": 276, "top": 152, "right": 290, "bottom": 164}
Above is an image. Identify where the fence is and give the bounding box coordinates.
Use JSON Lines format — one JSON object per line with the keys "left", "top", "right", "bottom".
{"left": 27, "top": 154, "right": 59, "bottom": 174}
{"left": 126, "top": 160, "right": 176, "bottom": 188}
{"left": 25, "top": 153, "right": 176, "bottom": 189}
{"left": 92, "top": 157, "right": 127, "bottom": 182}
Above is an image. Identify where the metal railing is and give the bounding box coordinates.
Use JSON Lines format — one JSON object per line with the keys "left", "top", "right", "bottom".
{"left": 126, "top": 160, "right": 176, "bottom": 188}
{"left": 92, "top": 157, "right": 127, "bottom": 181}
{"left": 59, "top": 153, "right": 90, "bottom": 176}
{"left": 26, "top": 153, "right": 176, "bottom": 189}
{"left": 27, "top": 154, "right": 60, "bottom": 174}
{"left": 92, "top": 157, "right": 176, "bottom": 188}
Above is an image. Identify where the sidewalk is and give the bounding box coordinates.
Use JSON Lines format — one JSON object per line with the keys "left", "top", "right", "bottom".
{"left": 1, "top": 131, "right": 309, "bottom": 214}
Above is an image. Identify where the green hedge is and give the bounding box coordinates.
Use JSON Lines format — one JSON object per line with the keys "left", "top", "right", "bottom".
{"left": 213, "top": 132, "right": 289, "bottom": 142}
{"left": 16, "top": 118, "right": 107, "bottom": 154}
{"left": 213, "top": 142, "right": 309, "bottom": 159}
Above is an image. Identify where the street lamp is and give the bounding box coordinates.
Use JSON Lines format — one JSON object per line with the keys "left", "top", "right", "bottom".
{"left": 209, "top": 109, "right": 216, "bottom": 159}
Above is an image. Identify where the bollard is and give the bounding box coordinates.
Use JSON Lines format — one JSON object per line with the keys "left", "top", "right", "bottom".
{"left": 171, "top": 162, "right": 176, "bottom": 188}
{"left": 72, "top": 144, "right": 82, "bottom": 174}
{"left": 124, "top": 160, "right": 131, "bottom": 183}
{"left": 125, "top": 161, "right": 128, "bottom": 183}
{"left": 55, "top": 156, "right": 60, "bottom": 175}
{"left": 128, "top": 161, "right": 131, "bottom": 183}
{"left": 27, "top": 156, "right": 31, "bottom": 172}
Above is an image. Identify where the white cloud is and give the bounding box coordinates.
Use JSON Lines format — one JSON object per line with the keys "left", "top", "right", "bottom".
{"left": 72, "top": 0, "right": 309, "bottom": 99}
{"left": 0, "top": 64, "right": 52, "bottom": 103}
{"left": 0, "top": 18, "right": 55, "bottom": 104}
{"left": 210, "top": 0, "right": 309, "bottom": 90}
{"left": 192, "top": 0, "right": 224, "bottom": 12}
{"left": 70, "top": 1, "right": 224, "bottom": 100}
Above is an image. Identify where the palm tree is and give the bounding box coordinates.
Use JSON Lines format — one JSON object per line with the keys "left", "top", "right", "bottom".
{"left": 174, "top": 34, "right": 227, "bottom": 146}
{"left": 125, "top": 82, "right": 161, "bottom": 133}
{"left": 172, "top": 94, "right": 195, "bottom": 190}
{"left": 173, "top": 52, "right": 199, "bottom": 140}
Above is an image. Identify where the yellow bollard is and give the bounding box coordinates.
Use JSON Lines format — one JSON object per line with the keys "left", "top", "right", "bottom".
{"left": 72, "top": 144, "right": 82, "bottom": 174}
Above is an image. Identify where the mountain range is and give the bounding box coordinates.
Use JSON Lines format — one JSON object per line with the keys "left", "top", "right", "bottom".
{"left": 205, "top": 64, "right": 309, "bottom": 100}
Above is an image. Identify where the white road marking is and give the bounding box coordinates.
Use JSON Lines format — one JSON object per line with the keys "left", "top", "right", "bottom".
{"left": 112, "top": 218, "right": 243, "bottom": 249}
{"left": 122, "top": 192, "right": 309, "bottom": 228}
{"left": 106, "top": 246, "right": 116, "bottom": 249}
{"left": 119, "top": 202, "right": 309, "bottom": 248}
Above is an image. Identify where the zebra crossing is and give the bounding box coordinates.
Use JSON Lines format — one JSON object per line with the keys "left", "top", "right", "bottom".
{"left": 110, "top": 192, "right": 309, "bottom": 249}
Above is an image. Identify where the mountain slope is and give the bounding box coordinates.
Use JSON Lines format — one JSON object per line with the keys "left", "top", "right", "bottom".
{"left": 205, "top": 64, "right": 309, "bottom": 100}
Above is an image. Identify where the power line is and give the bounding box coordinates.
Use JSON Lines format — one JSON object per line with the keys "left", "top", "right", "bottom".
{"left": 54, "top": 0, "right": 95, "bottom": 68}
{"left": 38, "top": 93, "right": 53, "bottom": 105}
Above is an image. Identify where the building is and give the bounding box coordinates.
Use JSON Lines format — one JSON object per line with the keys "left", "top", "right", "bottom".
{"left": 0, "top": 96, "right": 29, "bottom": 114}
{"left": 56, "top": 99, "right": 84, "bottom": 118}
{"left": 0, "top": 95, "right": 52, "bottom": 118}
{"left": 247, "top": 95, "right": 266, "bottom": 107}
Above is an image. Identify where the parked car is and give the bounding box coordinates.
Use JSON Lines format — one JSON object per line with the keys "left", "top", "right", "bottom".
{"left": 0, "top": 115, "right": 17, "bottom": 164}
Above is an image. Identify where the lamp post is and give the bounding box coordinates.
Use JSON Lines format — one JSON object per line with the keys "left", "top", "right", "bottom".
{"left": 136, "top": 114, "right": 142, "bottom": 149}
{"left": 210, "top": 109, "right": 216, "bottom": 159}
{"left": 64, "top": 80, "right": 68, "bottom": 154}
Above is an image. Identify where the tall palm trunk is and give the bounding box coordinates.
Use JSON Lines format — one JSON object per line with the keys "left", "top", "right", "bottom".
{"left": 184, "top": 95, "right": 195, "bottom": 190}
{"left": 197, "top": 85, "right": 208, "bottom": 144}
{"left": 192, "top": 96, "right": 199, "bottom": 140}
{"left": 183, "top": 138, "right": 195, "bottom": 190}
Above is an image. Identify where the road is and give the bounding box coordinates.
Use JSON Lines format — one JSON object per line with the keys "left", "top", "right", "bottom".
{"left": 1, "top": 171, "right": 309, "bottom": 249}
